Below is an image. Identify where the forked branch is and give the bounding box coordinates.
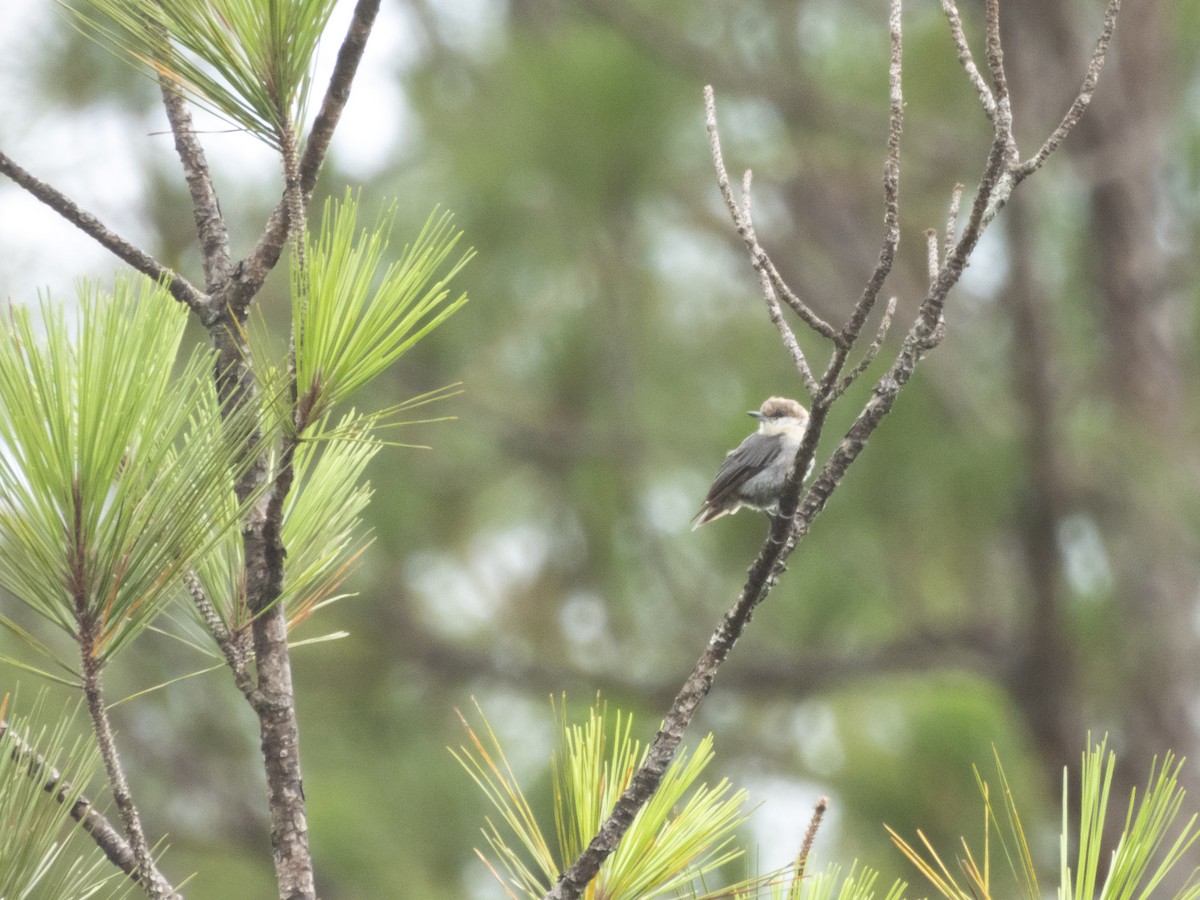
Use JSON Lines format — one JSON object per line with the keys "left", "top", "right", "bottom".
{"left": 544, "top": 1, "right": 1121, "bottom": 897}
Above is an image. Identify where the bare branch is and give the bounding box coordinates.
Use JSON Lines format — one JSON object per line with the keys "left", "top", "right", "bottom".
{"left": 738, "top": 174, "right": 821, "bottom": 396}
{"left": 155, "top": 30, "right": 231, "bottom": 299}
{"left": 983, "top": 0, "right": 1019, "bottom": 165}
{"left": 925, "top": 228, "right": 939, "bottom": 284}
{"left": 761, "top": 252, "right": 841, "bottom": 343}
{"left": 839, "top": 0, "right": 903, "bottom": 347}
{"left": 832, "top": 295, "right": 897, "bottom": 401}
{"left": 756, "top": 267, "right": 820, "bottom": 398}
{"left": 704, "top": 86, "right": 840, "bottom": 345}
{"left": 944, "top": 182, "right": 964, "bottom": 262}
{"left": 1017, "top": 0, "right": 1122, "bottom": 178}
{"left": 941, "top": 0, "right": 995, "bottom": 120}
{"left": 0, "top": 152, "right": 208, "bottom": 317}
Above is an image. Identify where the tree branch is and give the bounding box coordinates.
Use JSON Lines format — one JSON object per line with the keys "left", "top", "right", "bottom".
{"left": 158, "top": 76, "right": 232, "bottom": 301}
{"left": 1017, "top": 0, "right": 1122, "bottom": 178}
{"left": 940, "top": 0, "right": 996, "bottom": 121}
{"left": 0, "top": 717, "right": 153, "bottom": 893}
{"left": 838, "top": 0, "right": 904, "bottom": 349}
{"left": 235, "top": 0, "right": 382, "bottom": 306}
{"left": 79, "top": 629, "right": 179, "bottom": 899}
{"left": 545, "top": 0, "right": 1122, "bottom": 895}
{"left": 832, "top": 295, "right": 897, "bottom": 401}
{"left": 704, "top": 87, "right": 840, "bottom": 347}
{"left": 0, "top": 152, "right": 207, "bottom": 316}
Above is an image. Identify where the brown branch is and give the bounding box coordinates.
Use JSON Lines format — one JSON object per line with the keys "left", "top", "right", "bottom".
{"left": 0, "top": 717, "right": 151, "bottom": 892}
{"left": 299, "top": 0, "right": 381, "bottom": 193}
{"left": 941, "top": 0, "right": 996, "bottom": 121}
{"left": 0, "top": 152, "right": 208, "bottom": 316}
{"left": 704, "top": 86, "right": 840, "bottom": 347}
{"left": 1017, "top": 0, "right": 1122, "bottom": 178}
{"left": 79, "top": 632, "right": 179, "bottom": 899}
{"left": 158, "top": 78, "right": 232, "bottom": 300}
{"left": 236, "top": 0, "right": 382, "bottom": 306}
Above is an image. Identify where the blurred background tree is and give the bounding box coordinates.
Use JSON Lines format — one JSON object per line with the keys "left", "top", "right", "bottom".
{"left": 1, "top": 0, "right": 1197, "bottom": 897}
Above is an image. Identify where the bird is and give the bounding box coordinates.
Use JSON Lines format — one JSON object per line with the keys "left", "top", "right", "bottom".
{"left": 691, "top": 396, "right": 810, "bottom": 530}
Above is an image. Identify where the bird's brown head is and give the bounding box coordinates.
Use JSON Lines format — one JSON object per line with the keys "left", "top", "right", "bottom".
{"left": 749, "top": 396, "right": 808, "bottom": 424}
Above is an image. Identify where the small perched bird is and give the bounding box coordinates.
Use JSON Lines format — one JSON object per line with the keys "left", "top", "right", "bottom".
{"left": 691, "top": 396, "right": 810, "bottom": 530}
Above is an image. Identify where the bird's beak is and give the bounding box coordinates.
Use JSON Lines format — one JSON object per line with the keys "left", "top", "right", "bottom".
{"left": 748, "top": 411, "right": 765, "bottom": 420}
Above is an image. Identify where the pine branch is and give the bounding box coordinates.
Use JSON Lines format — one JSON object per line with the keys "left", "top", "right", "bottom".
{"left": 0, "top": 716, "right": 149, "bottom": 891}
{"left": 158, "top": 70, "right": 232, "bottom": 300}
{"left": 0, "top": 152, "right": 207, "bottom": 316}
{"left": 236, "top": 0, "right": 382, "bottom": 306}
{"left": 79, "top": 627, "right": 179, "bottom": 899}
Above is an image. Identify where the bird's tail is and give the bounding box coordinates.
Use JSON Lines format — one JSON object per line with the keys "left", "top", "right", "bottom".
{"left": 690, "top": 504, "right": 732, "bottom": 530}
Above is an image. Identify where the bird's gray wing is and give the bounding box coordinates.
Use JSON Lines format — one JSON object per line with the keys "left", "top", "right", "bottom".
{"left": 702, "top": 431, "right": 785, "bottom": 505}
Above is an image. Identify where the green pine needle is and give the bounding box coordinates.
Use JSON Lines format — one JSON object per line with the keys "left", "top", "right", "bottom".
{"left": 893, "top": 737, "right": 1200, "bottom": 900}
{"left": 292, "top": 192, "right": 473, "bottom": 428}
{"left": 454, "top": 695, "right": 752, "bottom": 899}
{"left": 65, "top": 0, "right": 338, "bottom": 147}
{"left": 0, "top": 278, "right": 265, "bottom": 666}
{"left": 775, "top": 859, "right": 906, "bottom": 900}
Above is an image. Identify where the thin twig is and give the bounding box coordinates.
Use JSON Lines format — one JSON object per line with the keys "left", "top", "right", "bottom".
{"left": 0, "top": 153, "right": 208, "bottom": 316}
{"left": 704, "top": 86, "right": 840, "bottom": 345}
{"left": 925, "top": 228, "right": 940, "bottom": 285}
{"left": 838, "top": 0, "right": 903, "bottom": 349}
{"left": 940, "top": 0, "right": 995, "bottom": 120}
{"left": 757, "top": 267, "right": 819, "bottom": 398}
{"left": 944, "top": 183, "right": 964, "bottom": 262}
{"left": 1017, "top": 0, "right": 1122, "bottom": 178}
{"left": 832, "top": 295, "right": 897, "bottom": 401}
{"left": 739, "top": 173, "right": 821, "bottom": 396}
{"left": 983, "top": 0, "right": 1019, "bottom": 165}
{"left": 761, "top": 253, "right": 841, "bottom": 344}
